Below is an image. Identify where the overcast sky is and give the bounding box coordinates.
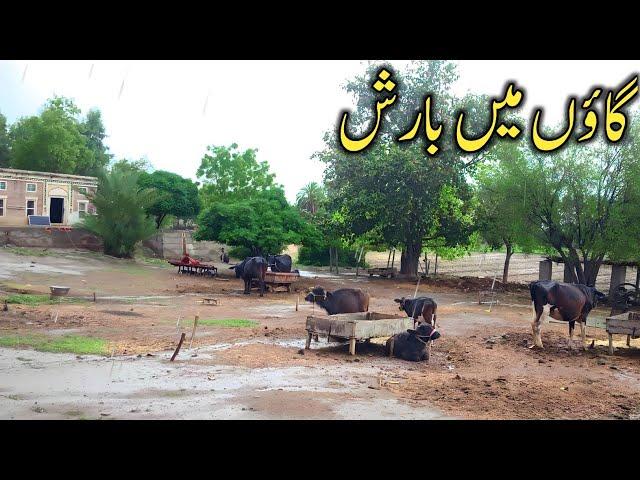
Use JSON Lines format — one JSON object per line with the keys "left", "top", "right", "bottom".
{"left": 0, "top": 60, "right": 638, "bottom": 202}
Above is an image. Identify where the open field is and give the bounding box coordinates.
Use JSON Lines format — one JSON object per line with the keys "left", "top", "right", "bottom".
{"left": 1, "top": 246, "right": 640, "bottom": 419}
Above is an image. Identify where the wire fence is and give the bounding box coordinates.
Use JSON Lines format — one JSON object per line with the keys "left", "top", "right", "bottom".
{"left": 365, "top": 251, "right": 639, "bottom": 291}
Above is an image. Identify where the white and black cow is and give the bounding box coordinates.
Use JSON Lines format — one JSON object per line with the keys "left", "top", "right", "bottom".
{"left": 529, "top": 280, "right": 606, "bottom": 350}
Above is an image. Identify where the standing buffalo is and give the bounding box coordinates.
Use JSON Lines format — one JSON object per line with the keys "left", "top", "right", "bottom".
{"left": 385, "top": 323, "right": 441, "bottom": 362}
{"left": 394, "top": 296, "right": 437, "bottom": 327}
{"left": 267, "top": 254, "right": 293, "bottom": 273}
{"left": 529, "top": 280, "right": 606, "bottom": 350}
{"left": 304, "top": 286, "right": 369, "bottom": 315}
{"left": 229, "top": 256, "right": 268, "bottom": 296}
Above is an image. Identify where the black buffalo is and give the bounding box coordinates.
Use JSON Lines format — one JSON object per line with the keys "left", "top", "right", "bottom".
{"left": 394, "top": 296, "right": 437, "bottom": 328}
{"left": 304, "top": 286, "right": 369, "bottom": 315}
{"left": 385, "top": 323, "right": 441, "bottom": 362}
{"left": 529, "top": 280, "right": 606, "bottom": 350}
{"left": 229, "top": 256, "right": 268, "bottom": 296}
{"left": 267, "top": 254, "right": 293, "bottom": 273}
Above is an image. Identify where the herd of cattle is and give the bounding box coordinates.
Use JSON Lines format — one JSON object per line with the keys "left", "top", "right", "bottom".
{"left": 229, "top": 255, "right": 609, "bottom": 361}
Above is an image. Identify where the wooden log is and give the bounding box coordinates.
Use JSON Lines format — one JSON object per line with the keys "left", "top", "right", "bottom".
{"left": 608, "top": 333, "right": 614, "bottom": 355}
{"left": 171, "top": 333, "right": 186, "bottom": 361}
{"left": 189, "top": 315, "right": 199, "bottom": 349}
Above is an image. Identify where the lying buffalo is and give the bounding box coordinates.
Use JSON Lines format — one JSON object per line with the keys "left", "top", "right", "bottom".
{"left": 394, "top": 296, "right": 437, "bottom": 327}
{"left": 267, "top": 254, "right": 293, "bottom": 273}
{"left": 229, "top": 256, "right": 268, "bottom": 296}
{"left": 385, "top": 323, "right": 441, "bottom": 362}
{"left": 304, "top": 286, "right": 369, "bottom": 315}
{"left": 530, "top": 280, "right": 606, "bottom": 349}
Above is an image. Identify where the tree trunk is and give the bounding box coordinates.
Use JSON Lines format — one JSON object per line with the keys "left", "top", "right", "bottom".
{"left": 503, "top": 243, "right": 513, "bottom": 284}
{"left": 400, "top": 242, "right": 421, "bottom": 277}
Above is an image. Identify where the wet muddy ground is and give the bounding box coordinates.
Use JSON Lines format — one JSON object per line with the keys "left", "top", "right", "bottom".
{"left": 1, "top": 247, "right": 640, "bottom": 419}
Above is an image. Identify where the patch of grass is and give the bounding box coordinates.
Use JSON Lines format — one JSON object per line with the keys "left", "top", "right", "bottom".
{"left": 3, "top": 294, "right": 87, "bottom": 306}
{"left": 185, "top": 318, "right": 259, "bottom": 328}
{"left": 136, "top": 256, "right": 172, "bottom": 268}
{"left": 3, "top": 246, "right": 51, "bottom": 257}
{"left": 0, "top": 334, "right": 109, "bottom": 355}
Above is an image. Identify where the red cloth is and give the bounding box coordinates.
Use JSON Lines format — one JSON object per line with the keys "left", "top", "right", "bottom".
{"left": 180, "top": 254, "right": 201, "bottom": 266}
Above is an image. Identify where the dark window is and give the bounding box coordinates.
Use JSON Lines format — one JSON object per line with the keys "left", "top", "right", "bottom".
{"left": 26, "top": 200, "right": 35, "bottom": 216}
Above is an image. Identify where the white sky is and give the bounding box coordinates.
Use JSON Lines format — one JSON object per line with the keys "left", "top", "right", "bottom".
{"left": 1, "top": 60, "right": 638, "bottom": 202}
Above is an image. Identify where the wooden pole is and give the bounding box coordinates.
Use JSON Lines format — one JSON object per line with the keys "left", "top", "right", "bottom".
{"left": 329, "top": 247, "right": 333, "bottom": 273}
{"left": 434, "top": 253, "right": 438, "bottom": 275}
{"left": 391, "top": 248, "right": 396, "bottom": 269}
{"left": 387, "top": 250, "right": 392, "bottom": 268}
{"left": 335, "top": 248, "right": 339, "bottom": 275}
{"left": 296, "top": 294, "right": 299, "bottom": 312}
{"left": 189, "top": 315, "right": 199, "bottom": 349}
{"left": 171, "top": 333, "right": 186, "bottom": 361}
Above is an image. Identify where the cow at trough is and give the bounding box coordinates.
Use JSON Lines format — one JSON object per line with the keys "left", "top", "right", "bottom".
{"left": 385, "top": 323, "right": 441, "bottom": 362}
{"left": 304, "top": 286, "right": 369, "bottom": 315}
{"left": 267, "top": 254, "right": 293, "bottom": 273}
{"left": 229, "top": 256, "right": 268, "bottom": 297}
{"left": 529, "top": 280, "right": 606, "bottom": 350}
{"left": 394, "top": 296, "right": 437, "bottom": 328}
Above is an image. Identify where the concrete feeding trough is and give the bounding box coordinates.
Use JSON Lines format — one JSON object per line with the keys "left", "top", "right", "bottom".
{"left": 49, "top": 286, "right": 70, "bottom": 297}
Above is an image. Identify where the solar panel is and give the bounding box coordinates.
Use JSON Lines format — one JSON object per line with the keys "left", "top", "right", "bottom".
{"left": 28, "top": 215, "right": 51, "bottom": 226}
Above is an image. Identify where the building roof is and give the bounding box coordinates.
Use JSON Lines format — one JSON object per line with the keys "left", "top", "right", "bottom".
{"left": 0, "top": 168, "right": 98, "bottom": 183}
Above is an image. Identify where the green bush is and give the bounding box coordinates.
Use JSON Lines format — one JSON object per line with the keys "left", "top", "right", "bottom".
{"left": 228, "top": 246, "right": 252, "bottom": 260}
{"left": 297, "top": 245, "right": 367, "bottom": 268}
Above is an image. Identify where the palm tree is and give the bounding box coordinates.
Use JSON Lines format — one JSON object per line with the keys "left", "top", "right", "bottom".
{"left": 296, "top": 182, "right": 325, "bottom": 215}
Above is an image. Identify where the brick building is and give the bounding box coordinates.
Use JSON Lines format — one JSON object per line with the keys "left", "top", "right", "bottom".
{"left": 0, "top": 168, "right": 97, "bottom": 226}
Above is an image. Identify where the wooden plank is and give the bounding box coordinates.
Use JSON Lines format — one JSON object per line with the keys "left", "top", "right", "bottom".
{"left": 606, "top": 326, "right": 640, "bottom": 336}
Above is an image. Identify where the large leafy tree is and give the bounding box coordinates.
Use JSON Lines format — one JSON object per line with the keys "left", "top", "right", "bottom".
{"left": 195, "top": 187, "right": 309, "bottom": 256}
{"left": 138, "top": 170, "right": 201, "bottom": 229}
{"left": 0, "top": 111, "right": 11, "bottom": 167}
{"left": 77, "top": 109, "right": 112, "bottom": 175}
{"left": 474, "top": 141, "right": 539, "bottom": 283}
{"left": 82, "top": 167, "right": 157, "bottom": 258}
{"left": 196, "top": 143, "right": 276, "bottom": 203}
{"left": 316, "top": 61, "right": 484, "bottom": 276}
{"left": 476, "top": 116, "right": 640, "bottom": 286}
{"left": 9, "top": 97, "right": 110, "bottom": 176}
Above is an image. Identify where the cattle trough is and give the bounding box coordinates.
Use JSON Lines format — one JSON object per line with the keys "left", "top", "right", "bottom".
{"left": 251, "top": 271, "right": 300, "bottom": 293}
{"left": 605, "top": 311, "right": 640, "bottom": 354}
{"left": 367, "top": 267, "right": 397, "bottom": 278}
{"left": 305, "top": 312, "right": 410, "bottom": 356}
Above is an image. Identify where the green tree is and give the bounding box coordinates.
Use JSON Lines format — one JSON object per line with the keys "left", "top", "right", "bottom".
{"left": 9, "top": 97, "right": 109, "bottom": 176}
{"left": 479, "top": 116, "right": 640, "bottom": 286}
{"left": 194, "top": 187, "right": 309, "bottom": 256}
{"left": 138, "top": 170, "right": 201, "bottom": 228}
{"left": 196, "top": 143, "right": 276, "bottom": 203}
{"left": 316, "top": 61, "right": 484, "bottom": 276}
{"left": 296, "top": 182, "right": 326, "bottom": 215}
{"left": 77, "top": 109, "right": 112, "bottom": 175}
{"left": 0, "top": 111, "right": 11, "bottom": 167}
{"left": 82, "top": 168, "right": 157, "bottom": 258}
{"left": 475, "top": 141, "right": 538, "bottom": 283}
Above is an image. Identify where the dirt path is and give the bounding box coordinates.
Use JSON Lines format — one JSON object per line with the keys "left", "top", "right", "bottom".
{"left": 1, "top": 247, "right": 640, "bottom": 419}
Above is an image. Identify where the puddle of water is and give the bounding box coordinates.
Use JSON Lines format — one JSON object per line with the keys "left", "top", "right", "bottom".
{"left": 0, "top": 346, "right": 448, "bottom": 419}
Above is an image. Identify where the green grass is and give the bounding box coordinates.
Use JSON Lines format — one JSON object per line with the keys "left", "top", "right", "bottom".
{"left": 3, "top": 294, "right": 87, "bottom": 306}
{"left": 3, "top": 246, "right": 51, "bottom": 257}
{"left": 184, "top": 318, "right": 259, "bottom": 328}
{"left": 0, "top": 334, "right": 109, "bottom": 355}
{"left": 136, "top": 256, "right": 172, "bottom": 268}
